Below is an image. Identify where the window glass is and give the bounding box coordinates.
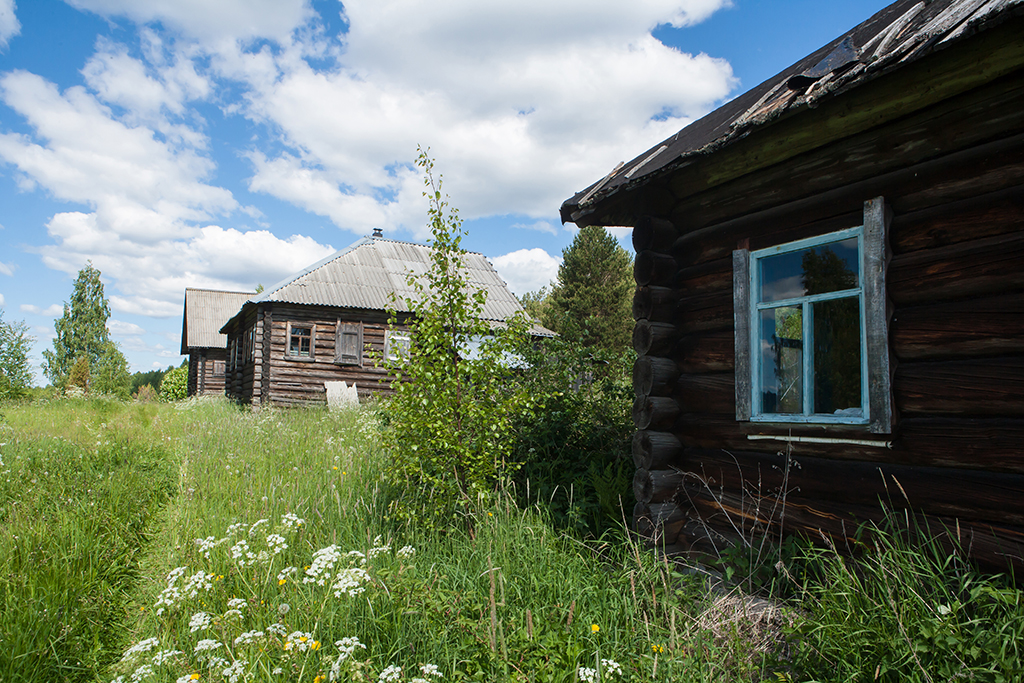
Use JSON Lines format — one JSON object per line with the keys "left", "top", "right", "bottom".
{"left": 759, "top": 306, "right": 802, "bottom": 414}
{"left": 813, "top": 297, "right": 862, "bottom": 415}
{"left": 289, "top": 326, "right": 311, "bottom": 357}
{"left": 759, "top": 237, "right": 859, "bottom": 302}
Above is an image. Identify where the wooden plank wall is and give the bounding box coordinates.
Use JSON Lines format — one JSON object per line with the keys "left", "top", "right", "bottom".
{"left": 259, "top": 304, "right": 399, "bottom": 407}
{"left": 631, "top": 74, "right": 1024, "bottom": 570}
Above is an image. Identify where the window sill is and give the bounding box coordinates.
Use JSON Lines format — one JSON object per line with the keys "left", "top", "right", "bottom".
{"left": 285, "top": 355, "right": 317, "bottom": 363}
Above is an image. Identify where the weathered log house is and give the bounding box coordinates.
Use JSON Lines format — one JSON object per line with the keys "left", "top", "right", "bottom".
{"left": 220, "top": 235, "right": 552, "bottom": 407}
{"left": 561, "top": 0, "right": 1024, "bottom": 570}
{"left": 180, "top": 288, "right": 256, "bottom": 397}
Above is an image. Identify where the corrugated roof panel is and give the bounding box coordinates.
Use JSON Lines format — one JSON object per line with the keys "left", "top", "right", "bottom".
{"left": 182, "top": 288, "right": 255, "bottom": 352}
{"left": 248, "top": 237, "right": 537, "bottom": 327}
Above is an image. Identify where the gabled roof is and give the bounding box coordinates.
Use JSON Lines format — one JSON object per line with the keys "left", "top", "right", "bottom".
{"left": 561, "top": 0, "right": 1024, "bottom": 225}
{"left": 180, "top": 288, "right": 256, "bottom": 353}
{"left": 223, "top": 237, "right": 555, "bottom": 336}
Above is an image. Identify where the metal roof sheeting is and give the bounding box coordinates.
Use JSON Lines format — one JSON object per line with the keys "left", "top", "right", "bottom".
{"left": 235, "top": 237, "right": 555, "bottom": 337}
{"left": 181, "top": 288, "right": 256, "bottom": 353}
{"left": 561, "top": 0, "right": 1024, "bottom": 224}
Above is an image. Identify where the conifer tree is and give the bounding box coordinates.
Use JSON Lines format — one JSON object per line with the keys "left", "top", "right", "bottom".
{"left": 547, "top": 225, "right": 634, "bottom": 353}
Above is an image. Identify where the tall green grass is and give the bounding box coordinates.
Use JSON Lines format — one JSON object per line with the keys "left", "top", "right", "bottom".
{"left": 101, "top": 401, "right": 768, "bottom": 683}
{"left": 0, "top": 398, "right": 180, "bottom": 682}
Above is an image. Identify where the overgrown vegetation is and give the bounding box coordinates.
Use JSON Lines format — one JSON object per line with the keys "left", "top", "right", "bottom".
{"left": 0, "top": 308, "right": 34, "bottom": 400}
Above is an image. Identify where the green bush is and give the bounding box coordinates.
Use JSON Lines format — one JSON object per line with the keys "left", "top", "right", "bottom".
{"left": 512, "top": 337, "right": 635, "bottom": 537}
{"left": 159, "top": 365, "right": 188, "bottom": 402}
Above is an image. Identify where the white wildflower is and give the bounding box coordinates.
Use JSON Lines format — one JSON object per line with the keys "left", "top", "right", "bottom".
{"left": 266, "top": 623, "right": 288, "bottom": 637}
{"left": 248, "top": 519, "right": 269, "bottom": 537}
{"left": 225, "top": 522, "right": 247, "bottom": 536}
{"left": 367, "top": 544, "right": 391, "bottom": 559}
{"left": 419, "top": 663, "right": 442, "bottom": 678}
{"left": 601, "top": 659, "right": 622, "bottom": 677}
{"left": 332, "top": 567, "right": 370, "bottom": 598}
{"left": 227, "top": 597, "right": 247, "bottom": 611}
{"left": 346, "top": 550, "right": 366, "bottom": 565}
{"left": 577, "top": 666, "right": 598, "bottom": 683}
{"left": 151, "top": 649, "right": 182, "bottom": 666}
{"left": 277, "top": 603, "right": 290, "bottom": 616}
{"left": 397, "top": 545, "right": 416, "bottom": 559}
{"left": 276, "top": 567, "right": 298, "bottom": 582}
{"left": 304, "top": 545, "right": 342, "bottom": 585}
{"left": 280, "top": 512, "right": 304, "bottom": 530}
{"left": 222, "top": 659, "right": 248, "bottom": 683}
{"left": 329, "top": 637, "right": 366, "bottom": 681}
{"left": 176, "top": 675, "right": 198, "bottom": 683}
{"left": 283, "top": 631, "right": 314, "bottom": 652}
{"left": 234, "top": 630, "right": 265, "bottom": 646}
{"left": 378, "top": 665, "right": 402, "bottom": 682}
{"left": 231, "top": 540, "right": 256, "bottom": 567}
{"left": 122, "top": 638, "right": 161, "bottom": 662}
{"left": 222, "top": 609, "right": 243, "bottom": 620}
{"left": 194, "top": 639, "right": 223, "bottom": 655}
{"left": 194, "top": 536, "right": 228, "bottom": 559}
{"left": 206, "top": 657, "right": 229, "bottom": 671}
{"left": 272, "top": 668, "right": 283, "bottom": 675}
{"left": 183, "top": 571, "right": 213, "bottom": 598}
{"left": 189, "top": 612, "right": 211, "bottom": 633}
{"left": 265, "top": 534, "right": 288, "bottom": 555}
{"left": 130, "top": 664, "right": 155, "bottom": 682}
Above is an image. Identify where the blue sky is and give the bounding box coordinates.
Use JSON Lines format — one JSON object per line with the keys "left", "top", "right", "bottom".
{"left": 0, "top": 0, "right": 889, "bottom": 382}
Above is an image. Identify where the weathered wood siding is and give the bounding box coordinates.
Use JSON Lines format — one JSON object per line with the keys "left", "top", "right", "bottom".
{"left": 224, "top": 302, "right": 407, "bottom": 407}
{"left": 188, "top": 348, "right": 228, "bottom": 397}
{"left": 630, "top": 48, "right": 1024, "bottom": 569}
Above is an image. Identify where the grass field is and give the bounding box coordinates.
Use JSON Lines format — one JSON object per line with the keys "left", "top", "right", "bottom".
{"left": 2, "top": 397, "right": 1022, "bottom": 683}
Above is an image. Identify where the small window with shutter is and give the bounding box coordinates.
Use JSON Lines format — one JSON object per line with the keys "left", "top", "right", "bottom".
{"left": 336, "top": 322, "right": 363, "bottom": 366}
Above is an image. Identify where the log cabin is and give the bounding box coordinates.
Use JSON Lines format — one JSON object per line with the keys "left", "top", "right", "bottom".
{"left": 180, "top": 288, "right": 255, "bottom": 397}
{"left": 561, "top": 0, "right": 1024, "bottom": 571}
{"left": 220, "top": 234, "right": 554, "bottom": 407}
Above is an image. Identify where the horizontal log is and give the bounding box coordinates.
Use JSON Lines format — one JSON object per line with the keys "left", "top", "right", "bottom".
{"left": 675, "top": 373, "right": 734, "bottom": 415}
{"left": 678, "top": 447, "right": 1024, "bottom": 528}
{"left": 633, "top": 396, "right": 680, "bottom": 431}
{"left": 675, "top": 258, "right": 732, "bottom": 296}
{"left": 632, "top": 286, "right": 678, "bottom": 323}
{"left": 678, "top": 483, "right": 1024, "bottom": 574}
{"left": 889, "top": 229, "right": 1024, "bottom": 306}
{"left": 633, "top": 216, "right": 678, "bottom": 253}
{"left": 633, "top": 467, "right": 684, "bottom": 504}
{"left": 634, "top": 251, "right": 677, "bottom": 287}
{"left": 891, "top": 183, "right": 1024, "bottom": 255}
{"left": 895, "top": 356, "right": 1024, "bottom": 416}
{"left": 670, "top": 413, "right": 1024, "bottom": 473}
{"left": 634, "top": 501, "right": 687, "bottom": 542}
{"left": 633, "top": 320, "right": 676, "bottom": 356}
{"left": 675, "top": 291, "right": 732, "bottom": 334}
{"left": 892, "top": 293, "right": 1024, "bottom": 361}
{"left": 633, "top": 356, "right": 679, "bottom": 397}
{"left": 674, "top": 331, "right": 734, "bottom": 373}
{"left": 632, "top": 430, "right": 682, "bottom": 470}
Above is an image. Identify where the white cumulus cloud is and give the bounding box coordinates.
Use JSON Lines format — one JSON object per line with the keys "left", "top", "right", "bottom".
{"left": 0, "top": 0, "right": 19, "bottom": 50}
{"left": 108, "top": 319, "right": 146, "bottom": 336}
{"left": 20, "top": 303, "right": 64, "bottom": 316}
{"left": 491, "top": 248, "right": 561, "bottom": 296}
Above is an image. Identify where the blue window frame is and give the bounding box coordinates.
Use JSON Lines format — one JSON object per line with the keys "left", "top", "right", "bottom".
{"left": 733, "top": 197, "right": 894, "bottom": 433}
{"left": 751, "top": 227, "right": 867, "bottom": 424}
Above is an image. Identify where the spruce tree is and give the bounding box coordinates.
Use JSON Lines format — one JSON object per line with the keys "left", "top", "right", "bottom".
{"left": 547, "top": 225, "right": 634, "bottom": 353}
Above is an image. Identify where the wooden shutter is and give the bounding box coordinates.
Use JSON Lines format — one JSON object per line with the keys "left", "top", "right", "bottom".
{"left": 336, "top": 322, "right": 363, "bottom": 366}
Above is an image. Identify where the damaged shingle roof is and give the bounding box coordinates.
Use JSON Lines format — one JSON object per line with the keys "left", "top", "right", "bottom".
{"left": 561, "top": 0, "right": 1024, "bottom": 225}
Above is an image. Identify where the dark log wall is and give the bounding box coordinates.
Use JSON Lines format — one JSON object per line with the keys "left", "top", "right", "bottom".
{"left": 187, "top": 348, "right": 228, "bottom": 397}
{"left": 225, "top": 303, "right": 407, "bottom": 407}
{"left": 628, "top": 49, "right": 1024, "bottom": 571}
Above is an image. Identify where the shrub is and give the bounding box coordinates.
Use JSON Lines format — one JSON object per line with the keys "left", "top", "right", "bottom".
{"left": 160, "top": 366, "right": 189, "bottom": 402}
{"left": 68, "top": 355, "right": 91, "bottom": 392}
{"left": 379, "top": 150, "right": 534, "bottom": 527}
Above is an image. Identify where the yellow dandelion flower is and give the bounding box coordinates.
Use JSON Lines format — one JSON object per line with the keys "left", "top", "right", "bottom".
{"left": 591, "top": 624, "right": 600, "bottom": 633}
{"left": 311, "top": 640, "right": 321, "bottom": 650}
{"left": 299, "top": 636, "right": 308, "bottom": 642}
{"left": 278, "top": 578, "right": 287, "bottom": 585}
{"left": 488, "top": 512, "right": 493, "bottom": 517}
{"left": 651, "top": 644, "right": 664, "bottom": 654}
{"left": 190, "top": 674, "right": 201, "bottom": 681}
{"left": 314, "top": 677, "right": 325, "bottom": 683}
